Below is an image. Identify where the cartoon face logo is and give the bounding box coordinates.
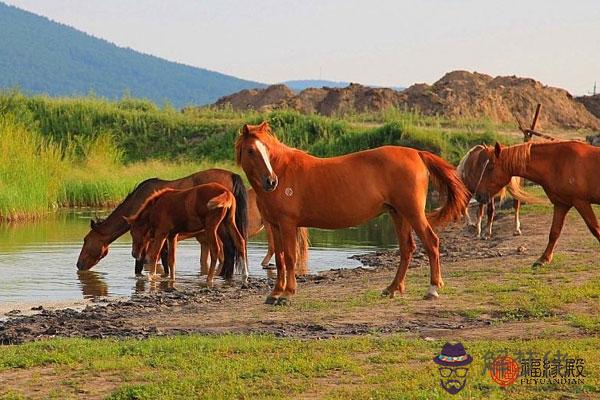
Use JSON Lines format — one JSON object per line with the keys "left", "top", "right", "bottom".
{"left": 433, "top": 342, "right": 473, "bottom": 395}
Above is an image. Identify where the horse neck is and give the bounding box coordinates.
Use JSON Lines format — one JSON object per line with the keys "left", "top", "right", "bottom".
{"left": 93, "top": 198, "right": 143, "bottom": 244}
{"left": 503, "top": 143, "right": 550, "bottom": 186}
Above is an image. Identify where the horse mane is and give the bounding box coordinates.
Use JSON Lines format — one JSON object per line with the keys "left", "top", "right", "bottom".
{"left": 499, "top": 142, "right": 532, "bottom": 175}
{"left": 456, "top": 144, "right": 485, "bottom": 179}
{"left": 126, "top": 188, "right": 177, "bottom": 222}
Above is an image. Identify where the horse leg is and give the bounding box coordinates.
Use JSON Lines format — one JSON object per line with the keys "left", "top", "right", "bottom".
{"left": 573, "top": 201, "right": 600, "bottom": 242}
{"left": 160, "top": 244, "right": 170, "bottom": 276}
{"left": 147, "top": 235, "right": 167, "bottom": 280}
{"left": 405, "top": 212, "right": 442, "bottom": 299}
{"left": 534, "top": 203, "right": 571, "bottom": 267}
{"left": 167, "top": 234, "right": 177, "bottom": 280}
{"left": 475, "top": 203, "right": 484, "bottom": 238}
{"left": 261, "top": 222, "right": 275, "bottom": 268}
{"left": 199, "top": 236, "right": 210, "bottom": 275}
{"left": 483, "top": 198, "right": 495, "bottom": 239}
{"left": 513, "top": 199, "right": 522, "bottom": 236}
{"left": 464, "top": 206, "right": 473, "bottom": 226}
{"left": 382, "top": 212, "right": 416, "bottom": 298}
{"left": 206, "top": 230, "right": 220, "bottom": 288}
{"left": 279, "top": 223, "right": 298, "bottom": 303}
{"left": 134, "top": 259, "right": 144, "bottom": 276}
{"left": 265, "top": 224, "right": 286, "bottom": 304}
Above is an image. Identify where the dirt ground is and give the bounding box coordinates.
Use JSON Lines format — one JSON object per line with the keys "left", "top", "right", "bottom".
{"left": 0, "top": 204, "right": 598, "bottom": 344}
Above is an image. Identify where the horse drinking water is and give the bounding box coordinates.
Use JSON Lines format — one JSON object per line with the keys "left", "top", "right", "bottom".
{"left": 236, "top": 122, "right": 469, "bottom": 304}
{"left": 125, "top": 183, "right": 248, "bottom": 285}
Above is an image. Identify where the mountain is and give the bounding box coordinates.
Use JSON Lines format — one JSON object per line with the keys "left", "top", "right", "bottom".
{"left": 0, "top": 2, "right": 264, "bottom": 107}
{"left": 283, "top": 79, "right": 405, "bottom": 92}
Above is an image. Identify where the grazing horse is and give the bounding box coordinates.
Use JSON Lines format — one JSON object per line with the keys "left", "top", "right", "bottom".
{"left": 76, "top": 169, "right": 247, "bottom": 279}
{"left": 236, "top": 122, "right": 469, "bottom": 304}
{"left": 457, "top": 145, "right": 538, "bottom": 238}
{"left": 125, "top": 184, "right": 248, "bottom": 285}
{"left": 474, "top": 141, "right": 600, "bottom": 267}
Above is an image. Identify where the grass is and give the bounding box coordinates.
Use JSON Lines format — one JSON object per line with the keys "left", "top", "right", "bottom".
{"left": 0, "top": 90, "right": 517, "bottom": 220}
{"left": 0, "top": 335, "right": 597, "bottom": 399}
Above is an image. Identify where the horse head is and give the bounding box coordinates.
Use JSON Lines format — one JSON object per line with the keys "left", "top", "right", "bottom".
{"left": 473, "top": 143, "right": 513, "bottom": 203}
{"left": 76, "top": 220, "right": 110, "bottom": 270}
{"left": 236, "top": 122, "right": 279, "bottom": 192}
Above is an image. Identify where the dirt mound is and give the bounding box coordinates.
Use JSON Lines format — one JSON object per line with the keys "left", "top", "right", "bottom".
{"left": 398, "top": 71, "right": 600, "bottom": 130}
{"left": 214, "top": 84, "right": 295, "bottom": 111}
{"left": 576, "top": 94, "right": 600, "bottom": 120}
{"left": 214, "top": 71, "right": 600, "bottom": 130}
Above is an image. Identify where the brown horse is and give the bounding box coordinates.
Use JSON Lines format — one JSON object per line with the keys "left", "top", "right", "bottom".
{"left": 236, "top": 122, "right": 469, "bottom": 304}
{"left": 76, "top": 169, "right": 247, "bottom": 279}
{"left": 457, "top": 145, "right": 538, "bottom": 238}
{"left": 474, "top": 141, "right": 600, "bottom": 267}
{"left": 125, "top": 184, "right": 248, "bottom": 285}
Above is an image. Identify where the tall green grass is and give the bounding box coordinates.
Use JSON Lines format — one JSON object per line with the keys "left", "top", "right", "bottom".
{"left": 0, "top": 90, "right": 514, "bottom": 219}
{"left": 0, "top": 117, "right": 63, "bottom": 220}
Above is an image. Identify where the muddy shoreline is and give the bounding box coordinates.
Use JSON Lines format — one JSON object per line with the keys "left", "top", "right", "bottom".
{"left": 0, "top": 210, "right": 595, "bottom": 344}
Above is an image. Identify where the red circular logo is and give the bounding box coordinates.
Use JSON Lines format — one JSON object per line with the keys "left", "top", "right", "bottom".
{"left": 489, "top": 356, "right": 520, "bottom": 386}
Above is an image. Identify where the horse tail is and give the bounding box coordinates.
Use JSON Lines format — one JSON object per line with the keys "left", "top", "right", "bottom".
{"left": 418, "top": 151, "right": 470, "bottom": 226}
{"left": 208, "top": 190, "right": 246, "bottom": 280}
{"left": 207, "top": 191, "right": 234, "bottom": 209}
{"left": 295, "top": 228, "right": 310, "bottom": 276}
{"left": 231, "top": 173, "right": 249, "bottom": 241}
{"left": 505, "top": 177, "right": 546, "bottom": 204}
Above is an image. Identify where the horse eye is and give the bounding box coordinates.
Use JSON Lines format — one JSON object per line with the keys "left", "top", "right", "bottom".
{"left": 247, "top": 149, "right": 254, "bottom": 155}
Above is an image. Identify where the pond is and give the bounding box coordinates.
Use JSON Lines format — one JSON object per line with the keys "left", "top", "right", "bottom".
{"left": 0, "top": 209, "right": 398, "bottom": 306}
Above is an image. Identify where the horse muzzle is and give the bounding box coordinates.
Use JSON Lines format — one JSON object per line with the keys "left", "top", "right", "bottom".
{"left": 262, "top": 175, "right": 278, "bottom": 192}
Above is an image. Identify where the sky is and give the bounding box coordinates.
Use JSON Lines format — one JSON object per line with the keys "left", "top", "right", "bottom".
{"left": 4, "top": 0, "right": 600, "bottom": 95}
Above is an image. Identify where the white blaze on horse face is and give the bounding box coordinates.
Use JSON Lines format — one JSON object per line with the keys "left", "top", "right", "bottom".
{"left": 254, "top": 139, "right": 274, "bottom": 176}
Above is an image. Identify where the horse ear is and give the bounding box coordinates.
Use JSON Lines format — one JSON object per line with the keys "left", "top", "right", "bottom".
{"left": 258, "top": 121, "right": 269, "bottom": 130}
{"left": 90, "top": 219, "right": 97, "bottom": 229}
{"left": 494, "top": 142, "right": 503, "bottom": 158}
{"left": 242, "top": 124, "right": 250, "bottom": 136}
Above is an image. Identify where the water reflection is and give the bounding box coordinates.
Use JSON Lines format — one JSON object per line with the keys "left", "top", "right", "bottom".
{"left": 0, "top": 209, "right": 398, "bottom": 304}
{"left": 77, "top": 270, "right": 108, "bottom": 298}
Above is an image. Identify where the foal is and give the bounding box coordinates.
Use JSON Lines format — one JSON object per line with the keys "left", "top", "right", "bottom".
{"left": 125, "top": 183, "right": 248, "bottom": 285}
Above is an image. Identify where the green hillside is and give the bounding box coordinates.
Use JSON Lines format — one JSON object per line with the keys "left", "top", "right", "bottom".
{"left": 0, "top": 2, "right": 264, "bottom": 107}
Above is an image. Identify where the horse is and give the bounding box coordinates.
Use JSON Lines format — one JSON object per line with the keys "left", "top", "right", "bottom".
{"left": 125, "top": 184, "right": 248, "bottom": 285}
{"left": 473, "top": 141, "right": 600, "bottom": 267}
{"left": 457, "top": 145, "right": 538, "bottom": 239}
{"left": 76, "top": 169, "right": 247, "bottom": 279}
{"left": 236, "top": 122, "right": 469, "bottom": 304}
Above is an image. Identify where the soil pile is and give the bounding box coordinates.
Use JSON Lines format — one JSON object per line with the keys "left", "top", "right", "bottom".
{"left": 214, "top": 71, "right": 600, "bottom": 130}
{"left": 576, "top": 94, "right": 600, "bottom": 120}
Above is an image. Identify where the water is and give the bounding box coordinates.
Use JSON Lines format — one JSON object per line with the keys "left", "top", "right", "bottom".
{"left": 0, "top": 210, "right": 397, "bottom": 305}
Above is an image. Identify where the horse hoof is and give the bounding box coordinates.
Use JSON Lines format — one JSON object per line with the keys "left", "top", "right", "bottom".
{"left": 262, "top": 264, "right": 276, "bottom": 270}
{"left": 381, "top": 288, "right": 396, "bottom": 298}
{"left": 423, "top": 293, "right": 439, "bottom": 300}
{"left": 532, "top": 260, "right": 546, "bottom": 269}
{"left": 265, "top": 296, "right": 278, "bottom": 305}
{"left": 275, "top": 297, "right": 289, "bottom": 306}
{"left": 513, "top": 230, "right": 522, "bottom": 236}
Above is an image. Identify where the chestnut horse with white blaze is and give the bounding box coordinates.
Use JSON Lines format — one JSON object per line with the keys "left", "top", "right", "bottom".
{"left": 474, "top": 141, "right": 600, "bottom": 267}
{"left": 125, "top": 183, "right": 248, "bottom": 285}
{"left": 236, "top": 122, "right": 469, "bottom": 304}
